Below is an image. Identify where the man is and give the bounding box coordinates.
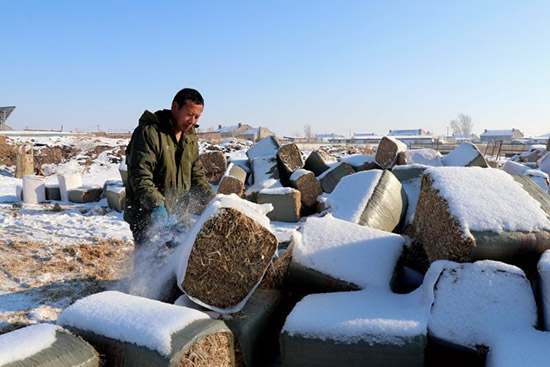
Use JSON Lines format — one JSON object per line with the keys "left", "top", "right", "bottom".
{"left": 124, "top": 88, "right": 214, "bottom": 247}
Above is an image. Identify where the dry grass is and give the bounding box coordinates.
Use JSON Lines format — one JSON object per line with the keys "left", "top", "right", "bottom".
{"left": 183, "top": 208, "right": 278, "bottom": 309}
{"left": 292, "top": 171, "right": 322, "bottom": 207}
{"left": 375, "top": 137, "right": 402, "bottom": 169}
{"left": 261, "top": 246, "right": 293, "bottom": 289}
{"left": 277, "top": 144, "right": 304, "bottom": 173}
{"left": 179, "top": 332, "right": 233, "bottom": 367}
{"left": 217, "top": 176, "right": 244, "bottom": 197}
{"left": 414, "top": 175, "right": 475, "bottom": 263}
{"left": 200, "top": 151, "right": 227, "bottom": 184}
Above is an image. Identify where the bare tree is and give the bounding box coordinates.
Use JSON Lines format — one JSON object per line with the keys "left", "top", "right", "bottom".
{"left": 304, "top": 124, "right": 313, "bottom": 139}
{"left": 450, "top": 114, "right": 473, "bottom": 136}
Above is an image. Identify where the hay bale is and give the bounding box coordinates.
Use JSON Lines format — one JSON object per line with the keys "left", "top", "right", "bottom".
{"left": 396, "top": 149, "right": 442, "bottom": 166}
{"left": 317, "top": 162, "right": 355, "bottom": 193}
{"left": 289, "top": 169, "right": 322, "bottom": 208}
{"left": 257, "top": 188, "right": 301, "bottom": 222}
{"left": 391, "top": 165, "right": 428, "bottom": 182}
{"left": 400, "top": 177, "right": 421, "bottom": 235}
{"left": 0, "top": 324, "right": 99, "bottom": 367}
{"left": 441, "top": 143, "right": 488, "bottom": 167}
{"left": 286, "top": 215, "right": 404, "bottom": 295}
{"left": 304, "top": 150, "right": 332, "bottom": 176}
{"left": 244, "top": 156, "right": 281, "bottom": 201}
{"left": 45, "top": 184, "right": 61, "bottom": 201}
{"left": 106, "top": 185, "right": 126, "bottom": 212}
{"left": 375, "top": 136, "right": 408, "bottom": 169}
{"left": 338, "top": 154, "right": 377, "bottom": 171}
{"left": 414, "top": 167, "right": 550, "bottom": 265}
{"left": 503, "top": 160, "right": 550, "bottom": 192}
{"left": 261, "top": 247, "right": 293, "bottom": 290}
{"left": 177, "top": 195, "right": 278, "bottom": 312}
{"left": 427, "top": 261, "right": 536, "bottom": 366}
{"left": 68, "top": 187, "right": 103, "bottom": 203}
{"left": 246, "top": 136, "right": 279, "bottom": 163}
{"left": 217, "top": 163, "right": 248, "bottom": 197}
{"left": 277, "top": 143, "right": 304, "bottom": 177}
{"left": 200, "top": 151, "right": 228, "bottom": 184}
{"left": 58, "top": 291, "right": 234, "bottom": 367}
{"left": 223, "top": 288, "right": 284, "bottom": 367}
{"left": 326, "top": 170, "right": 406, "bottom": 232}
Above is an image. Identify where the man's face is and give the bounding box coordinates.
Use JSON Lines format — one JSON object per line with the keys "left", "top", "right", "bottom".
{"left": 171, "top": 100, "right": 203, "bottom": 133}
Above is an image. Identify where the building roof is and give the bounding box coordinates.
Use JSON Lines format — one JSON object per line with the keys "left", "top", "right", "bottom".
{"left": 481, "top": 129, "right": 521, "bottom": 137}
{"left": 0, "top": 106, "right": 16, "bottom": 125}
{"left": 388, "top": 129, "right": 425, "bottom": 136}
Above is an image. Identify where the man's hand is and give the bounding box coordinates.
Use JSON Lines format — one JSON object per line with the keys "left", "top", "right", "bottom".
{"left": 151, "top": 206, "right": 176, "bottom": 226}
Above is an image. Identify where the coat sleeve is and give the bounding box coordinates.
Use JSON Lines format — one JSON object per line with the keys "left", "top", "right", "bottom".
{"left": 127, "top": 126, "right": 166, "bottom": 210}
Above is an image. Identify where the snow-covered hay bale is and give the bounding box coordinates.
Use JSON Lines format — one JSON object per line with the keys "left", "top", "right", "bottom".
{"left": 289, "top": 169, "right": 322, "bottom": 208}
{"left": 441, "top": 142, "right": 488, "bottom": 167}
{"left": 415, "top": 167, "right": 550, "bottom": 264}
{"left": 58, "top": 174, "right": 82, "bottom": 202}
{"left": 217, "top": 163, "right": 248, "bottom": 197}
{"left": 68, "top": 187, "right": 102, "bottom": 203}
{"left": 317, "top": 162, "right": 355, "bottom": 193}
{"left": 281, "top": 287, "right": 428, "bottom": 367}
{"left": 277, "top": 143, "right": 304, "bottom": 176}
{"left": 502, "top": 160, "right": 550, "bottom": 192}
{"left": 326, "top": 170, "right": 406, "bottom": 232}
{"left": 287, "top": 215, "right": 404, "bottom": 294}
{"left": 396, "top": 149, "right": 442, "bottom": 167}
{"left": 338, "top": 154, "right": 376, "bottom": 171}
{"left": 105, "top": 184, "right": 125, "bottom": 212}
{"left": 223, "top": 288, "right": 283, "bottom": 367}
{"left": 428, "top": 261, "right": 536, "bottom": 363}
{"left": 245, "top": 136, "right": 279, "bottom": 163}
{"left": 391, "top": 164, "right": 428, "bottom": 182}
{"left": 401, "top": 177, "right": 421, "bottom": 235}
{"left": 58, "top": 291, "right": 234, "bottom": 367}
{"left": 245, "top": 156, "right": 281, "bottom": 201}
{"left": 303, "top": 149, "right": 333, "bottom": 176}
{"left": 200, "top": 150, "right": 228, "bottom": 184}
{"left": 375, "top": 136, "right": 408, "bottom": 169}
{"left": 0, "top": 324, "right": 99, "bottom": 367}
{"left": 177, "top": 195, "right": 278, "bottom": 312}
{"left": 257, "top": 187, "right": 301, "bottom": 222}
{"left": 45, "top": 184, "right": 61, "bottom": 201}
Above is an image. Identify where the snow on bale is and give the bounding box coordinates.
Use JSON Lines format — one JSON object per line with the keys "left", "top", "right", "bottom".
{"left": 279, "top": 262, "right": 448, "bottom": 367}
{"left": 0, "top": 323, "right": 99, "bottom": 367}
{"left": 22, "top": 175, "right": 46, "bottom": 204}
{"left": 427, "top": 261, "right": 536, "bottom": 366}
{"left": 396, "top": 148, "right": 443, "bottom": 167}
{"left": 325, "top": 170, "right": 406, "bottom": 232}
{"left": 286, "top": 214, "right": 404, "bottom": 295}
{"left": 304, "top": 149, "right": 336, "bottom": 176}
{"left": 245, "top": 136, "right": 279, "bottom": 163}
{"left": 200, "top": 150, "right": 228, "bottom": 185}
{"left": 374, "top": 136, "right": 408, "bottom": 169}
{"left": 68, "top": 187, "right": 103, "bottom": 203}
{"left": 391, "top": 164, "right": 428, "bottom": 183}
{"left": 244, "top": 156, "right": 281, "bottom": 201}
{"left": 317, "top": 162, "right": 355, "bottom": 193}
{"left": 502, "top": 160, "right": 550, "bottom": 192}
{"left": 414, "top": 167, "right": 550, "bottom": 265}
{"left": 486, "top": 328, "right": 550, "bottom": 367}
{"left": 58, "top": 291, "right": 234, "bottom": 367}
{"left": 57, "top": 174, "right": 82, "bottom": 202}
{"left": 257, "top": 187, "right": 301, "bottom": 223}
{"left": 441, "top": 142, "right": 488, "bottom": 167}
{"left": 338, "top": 154, "right": 377, "bottom": 172}
{"left": 177, "top": 195, "right": 278, "bottom": 313}
{"left": 289, "top": 169, "right": 322, "bottom": 208}
{"left": 217, "top": 163, "right": 248, "bottom": 197}
{"left": 105, "top": 183, "right": 126, "bottom": 212}
{"left": 276, "top": 143, "right": 304, "bottom": 179}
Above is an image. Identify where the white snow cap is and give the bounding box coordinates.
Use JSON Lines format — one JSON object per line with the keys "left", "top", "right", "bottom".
{"left": 428, "top": 261, "right": 536, "bottom": 349}
{"left": 289, "top": 168, "right": 311, "bottom": 181}
{"left": 293, "top": 214, "right": 404, "bottom": 289}
{"left": 58, "top": 291, "right": 210, "bottom": 357}
{"left": 325, "top": 170, "right": 383, "bottom": 223}
{"left": 338, "top": 154, "right": 374, "bottom": 167}
{"left": 400, "top": 149, "right": 442, "bottom": 166}
{"left": 487, "top": 328, "right": 550, "bottom": 367}
{"left": 441, "top": 143, "right": 481, "bottom": 166}
{"left": 426, "top": 167, "right": 550, "bottom": 237}
{"left": 259, "top": 187, "right": 297, "bottom": 195}
{"left": 0, "top": 323, "right": 62, "bottom": 366}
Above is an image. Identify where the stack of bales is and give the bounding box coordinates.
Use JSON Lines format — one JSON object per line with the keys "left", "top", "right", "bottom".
{"left": 200, "top": 150, "right": 228, "bottom": 184}
{"left": 414, "top": 167, "right": 550, "bottom": 266}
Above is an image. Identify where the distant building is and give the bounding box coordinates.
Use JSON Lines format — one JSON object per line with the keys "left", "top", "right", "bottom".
{"left": 351, "top": 133, "right": 382, "bottom": 144}
{"left": 198, "top": 123, "right": 275, "bottom": 142}
{"left": 0, "top": 106, "right": 15, "bottom": 131}
{"left": 316, "top": 133, "right": 345, "bottom": 142}
{"left": 447, "top": 133, "right": 480, "bottom": 143}
{"left": 480, "top": 129, "right": 524, "bottom": 143}
{"left": 388, "top": 129, "right": 429, "bottom": 136}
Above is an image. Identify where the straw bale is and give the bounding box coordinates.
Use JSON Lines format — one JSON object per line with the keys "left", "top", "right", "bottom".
{"left": 200, "top": 151, "right": 227, "bottom": 184}
{"left": 261, "top": 246, "right": 293, "bottom": 289}
{"left": 375, "top": 136, "right": 408, "bottom": 169}
{"left": 218, "top": 164, "right": 247, "bottom": 197}
{"left": 179, "top": 332, "right": 233, "bottom": 367}
{"left": 246, "top": 136, "right": 280, "bottom": 162}
{"left": 290, "top": 170, "right": 322, "bottom": 208}
{"left": 277, "top": 143, "right": 305, "bottom": 175}
{"left": 354, "top": 160, "right": 380, "bottom": 172}
{"left": 304, "top": 150, "right": 331, "bottom": 176}
{"left": 257, "top": 190, "right": 301, "bottom": 222}
{"left": 414, "top": 175, "right": 476, "bottom": 263}
{"left": 183, "top": 208, "right": 278, "bottom": 309}
{"left": 68, "top": 187, "right": 102, "bottom": 203}
{"left": 319, "top": 162, "right": 355, "bottom": 193}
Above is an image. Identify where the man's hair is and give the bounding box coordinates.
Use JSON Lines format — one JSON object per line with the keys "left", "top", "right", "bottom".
{"left": 173, "top": 88, "right": 204, "bottom": 108}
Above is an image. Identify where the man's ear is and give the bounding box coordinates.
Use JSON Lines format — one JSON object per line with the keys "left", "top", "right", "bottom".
{"left": 171, "top": 100, "right": 179, "bottom": 111}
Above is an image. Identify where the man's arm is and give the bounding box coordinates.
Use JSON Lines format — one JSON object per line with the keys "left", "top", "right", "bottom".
{"left": 128, "top": 126, "right": 166, "bottom": 210}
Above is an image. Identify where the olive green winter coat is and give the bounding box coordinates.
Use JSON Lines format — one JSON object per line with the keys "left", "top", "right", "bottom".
{"left": 124, "top": 109, "right": 213, "bottom": 227}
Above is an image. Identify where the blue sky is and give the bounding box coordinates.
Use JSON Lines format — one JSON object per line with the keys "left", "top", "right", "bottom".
{"left": 2, "top": 1, "right": 549, "bottom": 137}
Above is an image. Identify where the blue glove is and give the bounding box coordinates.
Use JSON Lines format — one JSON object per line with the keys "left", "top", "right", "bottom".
{"left": 151, "top": 206, "right": 176, "bottom": 226}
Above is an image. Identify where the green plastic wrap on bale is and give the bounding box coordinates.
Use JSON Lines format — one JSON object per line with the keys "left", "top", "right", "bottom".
{"left": 466, "top": 154, "right": 489, "bottom": 168}
{"left": 358, "top": 170, "right": 407, "bottom": 233}
{"left": 65, "top": 319, "right": 234, "bottom": 367}
{"left": 4, "top": 331, "right": 99, "bottom": 367}
{"left": 391, "top": 166, "right": 427, "bottom": 183}
{"left": 224, "top": 289, "right": 284, "bottom": 367}
{"left": 280, "top": 332, "right": 426, "bottom": 367}
{"left": 285, "top": 261, "right": 361, "bottom": 296}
